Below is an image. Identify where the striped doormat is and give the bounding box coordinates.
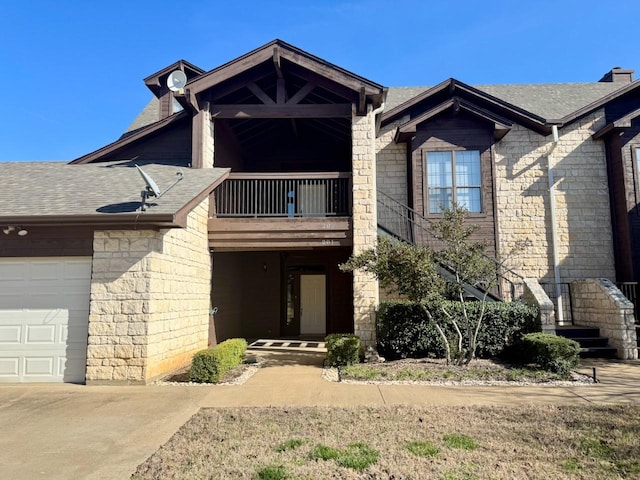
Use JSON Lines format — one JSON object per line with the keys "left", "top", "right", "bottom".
{"left": 248, "top": 339, "right": 326, "bottom": 351}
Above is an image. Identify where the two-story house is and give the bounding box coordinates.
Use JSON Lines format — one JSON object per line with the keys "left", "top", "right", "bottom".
{"left": 0, "top": 39, "right": 637, "bottom": 384}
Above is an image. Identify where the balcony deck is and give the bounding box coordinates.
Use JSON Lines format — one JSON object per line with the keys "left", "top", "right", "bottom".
{"left": 209, "top": 172, "right": 353, "bottom": 250}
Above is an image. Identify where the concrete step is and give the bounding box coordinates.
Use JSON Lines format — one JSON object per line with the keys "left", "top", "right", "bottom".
{"left": 556, "top": 326, "right": 616, "bottom": 359}
{"left": 579, "top": 346, "right": 618, "bottom": 359}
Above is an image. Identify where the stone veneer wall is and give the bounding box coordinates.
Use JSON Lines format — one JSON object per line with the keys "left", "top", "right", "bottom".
{"left": 376, "top": 117, "right": 409, "bottom": 205}
{"left": 571, "top": 278, "right": 638, "bottom": 359}
{"left": 494, "top": 110, "right": 615, "bottom": 282}
{"left": 352, "top": 106, "right": 378, "bottom": 347}
{"left": 522, "top": 278, "right": 555, "bottom": 333}
{"left": 86, "top": 199, "right": 211, "bottom": 384}
{"left": 192, "top": 107, "right": 214, "bottom": 168}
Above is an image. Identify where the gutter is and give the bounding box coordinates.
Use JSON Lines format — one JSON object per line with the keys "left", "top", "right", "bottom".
{"left": 370, "top": 101, "right": 385, "bottom": 305}
{"left": 546, "top": 125, "right": 565, "bottom": 324}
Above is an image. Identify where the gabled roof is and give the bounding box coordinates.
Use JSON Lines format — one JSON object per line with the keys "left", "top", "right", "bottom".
{"left": 384, "top": 80, "right": 639, "bottom": 132}
{"left": 184, "top": 39, "right": 386, "bottom": 109}
{"left": 0, "top": 161, "right": 228, "bottom": 228}
{"left": 394, "top": 97, "right": 512, "bottom": 142}
{"left": 144, "top": 59, "right": 205, "bottom": 97}
{"left": 383, "top": 79, "right": 549, "bottom": 134}
{"left": 124, "top": 97, "right": 160, "bottom": 134}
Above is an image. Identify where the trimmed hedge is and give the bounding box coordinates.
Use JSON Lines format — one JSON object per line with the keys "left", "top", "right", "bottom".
{"left": 377, "top": 301, "right": 539, "bottom": 360}
{"left": 326, "top": 334, "right": 361, "bottom": 367}
{"left": 189, "top": 338, "right": 247, "bottom": 383}
{"left": 521, "top": 333, "right": 580, "bottom": 375}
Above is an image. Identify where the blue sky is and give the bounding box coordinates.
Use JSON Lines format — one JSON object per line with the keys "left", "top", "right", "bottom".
{"left": 2, "top": 0, "right": 639, "bottom": 161}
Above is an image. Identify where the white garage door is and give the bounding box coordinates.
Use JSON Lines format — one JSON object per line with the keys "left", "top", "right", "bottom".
{"left": 0, "top": 257, "right": 92, "bottom": 383}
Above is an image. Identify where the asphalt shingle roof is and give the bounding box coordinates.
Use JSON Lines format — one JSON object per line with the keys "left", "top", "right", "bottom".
{"left": 0, "top": 161, "right": 228, "bottom": 222}
{"left": 386, "top": 82, "right": 625, "bottom": 120}
{"left": 124, "top": 98, "right": 160, "bottom": 135}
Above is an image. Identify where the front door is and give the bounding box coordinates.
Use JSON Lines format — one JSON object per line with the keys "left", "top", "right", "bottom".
{"left": 299, "top": 274, "right": 326, "bottom": 335}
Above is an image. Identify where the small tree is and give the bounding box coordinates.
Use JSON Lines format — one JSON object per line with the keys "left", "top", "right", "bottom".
{"left": 341, "top": 237, "right": 454, "bottom": 362}
{"left": 341, "top": 204, "right": 507, "bottom": 365}
{"left": 431, "top": 206, "right": 496, "bottom": 365}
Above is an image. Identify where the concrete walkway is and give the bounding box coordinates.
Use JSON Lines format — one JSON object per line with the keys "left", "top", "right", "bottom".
{"left": 0, "top": 351, "right": 638, "bottom": 480}
{"left": 202, "top": 349, "right": 640, "bottom": 407}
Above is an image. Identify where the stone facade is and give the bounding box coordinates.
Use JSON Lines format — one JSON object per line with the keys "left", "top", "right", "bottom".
{"left": 494, "top": 110, "right": 615, "bottom": 282}
{"left": 376, "top": 117, "right": 409, "bottom": 205}
{"left": 522, "top": 278, "right": 556, "bottom": 333}
{"left": 86, "top": 199, "right": 211, "bottom": 384}
{"left": 571, "top": 278, "right": 638, "bottom": 359}
{"left": 352, "top": 105, "right": 378, "bottom": 346}
{"left": 192, "top": 107, "right": 214, "bottom": 168}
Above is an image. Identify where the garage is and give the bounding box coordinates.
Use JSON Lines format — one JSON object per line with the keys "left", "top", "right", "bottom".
{"left": 0, "top": 257, "right": 92, "bottom": 383}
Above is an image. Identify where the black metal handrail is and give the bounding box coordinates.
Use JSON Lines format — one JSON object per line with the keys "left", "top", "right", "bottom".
{"left": 616, "top": 282, "right": 639, "bottom": 324}
{"left": 215, "top": 173, "right": 351, "bottom": 218}
{"left": 377, "top": 190, "right": 525, "bottom": 301}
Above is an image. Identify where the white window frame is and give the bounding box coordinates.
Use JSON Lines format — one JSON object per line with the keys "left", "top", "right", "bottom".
{"left": 424, "top": 149, "right": 483, "bottom": 214}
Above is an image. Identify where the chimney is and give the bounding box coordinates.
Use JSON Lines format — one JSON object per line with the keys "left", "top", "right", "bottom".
{"left": 599, "top": 67, "right": 634, "bottom": 83}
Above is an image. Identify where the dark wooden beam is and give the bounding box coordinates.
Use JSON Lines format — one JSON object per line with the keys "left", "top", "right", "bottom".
{"left": 209, "top": 70, "right": 272, "bottom": 101}
{"left": 185, "top": 87, "right": 200, "bottom": 112}
{"left": 287, "top": 65, "right": 356, "bottom": 102}
{"left": 247, "top": 82, "right": 275, "bottom": 105}
{"left": 286, "top": 82, "right": 315, "bottom": 105}
{"left": 277, "top": 78, "right": 286, "bottom": 104}
{"left": 210, "top": 104, "right": 352, "bottom": 118}
{"left": 273, "top": 46, "right": 283, "bottom": 79}
{"left": 357, "top": 86, "right": 366, "bottom": 115}
{"left": 279, "top": 49, "right": 380, "bottom": 95}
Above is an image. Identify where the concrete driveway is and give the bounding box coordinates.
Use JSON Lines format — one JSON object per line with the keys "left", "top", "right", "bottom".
{"left": 0, "top": 384, "right": 210, "bottom": 480}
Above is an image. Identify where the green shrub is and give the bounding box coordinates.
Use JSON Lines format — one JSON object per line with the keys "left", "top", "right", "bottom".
{"left": 325, "top": 334, "right": 361, "bottom": 367}
{"left": 189, "top": 338, "right": 247, "bottom": 383}
{"left": 376, "top": 301, "right": 539, "bottom": 360}
{"left": 521, "top": 333, "right": 580, "bottom": 375}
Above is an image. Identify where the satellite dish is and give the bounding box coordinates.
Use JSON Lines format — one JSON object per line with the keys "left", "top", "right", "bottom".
{"left": 167, "top": 70, "right": 187, "bottom": 92}
{"left": 135, "top": 164, "right": 184, "bottom": 212}
{"left": 136, "top": 164, "right": 161, "bottom": 197}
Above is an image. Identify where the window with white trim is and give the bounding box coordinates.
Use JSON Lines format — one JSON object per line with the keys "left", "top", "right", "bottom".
{"left": 426, "top": 150, "right": 482, "bottom": 213}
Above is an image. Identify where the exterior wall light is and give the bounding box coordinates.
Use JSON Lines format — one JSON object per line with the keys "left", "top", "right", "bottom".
{"left": 2, "top": 226, "right": 28, "bottom": 236}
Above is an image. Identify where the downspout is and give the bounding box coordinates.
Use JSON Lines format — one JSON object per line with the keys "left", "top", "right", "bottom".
{"left": 370, "top": 101, "right": 385, "bottom": 306}
{"left": 546, "top": 125, "right": 564, "bottom": 324}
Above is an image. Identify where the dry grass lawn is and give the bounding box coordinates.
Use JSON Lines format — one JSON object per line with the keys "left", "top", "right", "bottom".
{"left": 131, "top": 405, "right": 640, "bottom": 480}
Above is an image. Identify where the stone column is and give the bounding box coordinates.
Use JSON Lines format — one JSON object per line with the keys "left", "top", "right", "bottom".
{"left": 351, "top": 105, "right": 379, "bottom": 347}
{"left": 192, "top": 103, "right": 214, "bottom": 169}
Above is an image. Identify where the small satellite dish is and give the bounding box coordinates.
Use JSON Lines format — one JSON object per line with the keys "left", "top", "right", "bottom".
{"left": 167, "top": 70, "right": 187, "bottom": 92}
{"left": 136, "top": 164, "right": 161, "bottom": 197}
{"left": 135, "top": 164, "right": 184, "bottom": 212}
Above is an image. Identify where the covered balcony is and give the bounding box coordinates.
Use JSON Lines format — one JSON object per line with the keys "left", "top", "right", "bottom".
{"left": 208, "top": 172, "right": 353, "bottom": 249}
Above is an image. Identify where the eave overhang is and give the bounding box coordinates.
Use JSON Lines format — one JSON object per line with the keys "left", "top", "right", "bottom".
{"left": 382, "top": 78, "right": 552, "bottom": 136}
{"left": 592, "top": 106, "right": 640, "bottom": 140}
{"left": 70, "top": 111, "right": 189, "bottom": 164}
{"left": 560, "top": 80, "right": 640, "bottom": 127}
{"left": 184, "top": 39, "right": 386, "bottom": 112}
{"left": 393, "top": 97, "right": 513, "bottom": 143}
{"left": 144, "top": 60, "right": 205, "bottom": 98}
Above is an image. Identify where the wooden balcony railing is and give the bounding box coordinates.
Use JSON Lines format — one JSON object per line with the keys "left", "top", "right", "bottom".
{"left": 214, "top": 172, "right": 352, "bottom": 218}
